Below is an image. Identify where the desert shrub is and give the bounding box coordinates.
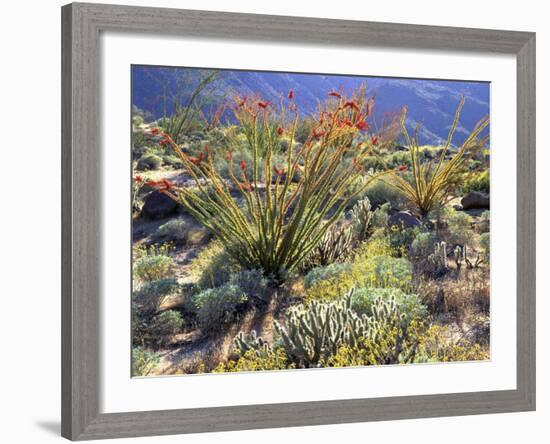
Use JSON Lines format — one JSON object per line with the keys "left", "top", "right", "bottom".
{"left": 387, "top": 151, "right": 412, "bottom": 168}
{"left": 362, "top": 155, "right": 388, "bottom": 172}
{"left": 444, "top": 207, "right": 473, "bottom": 246}
{"left": 461, "top": 169, "right": 490, "bottom": 195}
{"left": 364, "top": 179, "right": 405, "bottom": 209}
{"left": 414, "top": 324, "right": 489, "bottom": 363}
{"left": 479, "top": 232, "right": 490, "bottom": 262}
{"left": 410, "top": 231, "right": 438, "bottom": 258}
{"left": 133, "top": 254, "right": 174, "bottom": 281}
{"left": 137, "top": 153, "right": 163, "bottom": 170}
{"left": 135, "top": 278, "right": 180, "bottom": 312}
{"left": 193, "top": 284, "right": 248, "bottom": 333}
{"left": 325, "top": 319, "right": 427, "bottom": 367}
{"left": 371, "top": 202, "right": 391, "bottom": 229}
{"left": 227, "top": 269, "right": 269, "bottom": 302}
{"left": 351, "top": 287, "right": 427, "bottom": 324}
{"left": 163, "top": 154, "right": 183, "bottom": 168}
{"left": 132, "top": 347, "right": 160, "bottom": 376}
{"left": 214, "top": 348, "right": 292, "bottom": 372}
{"left": 149, "top": 310, "right": 184, "bottom": 340}
{"left": 155, "top": 219, "right": 189, "bottom": 244}
{"left": 189, "top": 240, "right": 241, "bottom": 289}
{"left": 388, "top": 225, "right": 420, "bottom": 254}
{"left": 351, "top": 251, "right": 413, "bottom": 292}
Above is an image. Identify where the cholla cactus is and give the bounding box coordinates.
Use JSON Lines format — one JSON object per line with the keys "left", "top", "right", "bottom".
{"left": 304, "top": 224, "right": 354, "bottom": 267}
{"left": 349, "top": 197, "right": 373, "bottom": 241}
{"left": 427, "top": 241, "right": 448, "bottom": 275}
{"left": 305, "top": 197, "right": 373, "bottom": 268}
{"left": 273, "top": 289, "right": 406, "bottom": 367}
{"left": 234, "top": 330, "right": 271, "bottom": 355}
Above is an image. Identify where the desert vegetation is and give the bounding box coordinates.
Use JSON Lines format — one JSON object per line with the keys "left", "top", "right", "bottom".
{"left": 131, "top": 68, "right": 490, "bottom": 376}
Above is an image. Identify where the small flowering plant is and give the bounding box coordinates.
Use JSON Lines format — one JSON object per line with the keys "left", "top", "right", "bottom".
{"left": 146, "top": 88, "right": 388, "bottom": 282}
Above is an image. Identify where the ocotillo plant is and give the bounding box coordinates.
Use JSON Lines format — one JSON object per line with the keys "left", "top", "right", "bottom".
{"left": 388, "top": 97, "right": 490, "bottom": 217}
{"left": 146, "top": 88, "right": 388, "bottom": 282}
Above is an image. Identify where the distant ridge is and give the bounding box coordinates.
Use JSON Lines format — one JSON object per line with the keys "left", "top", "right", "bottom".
{"left": 132, "top": 66, "right": 490, "bottom": 146}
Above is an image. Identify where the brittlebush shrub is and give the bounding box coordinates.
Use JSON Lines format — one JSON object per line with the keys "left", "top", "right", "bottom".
{"left": 133, "top": 255, "right": 174, "bottom": 281}
{"left": 149, "top": 310, "right": 184, "bottom": 341}
{"left": 193, "top": 284, "right": 248, "bottom": 333}
{"left": 414, "top": 325, "right": 489, "bottom": 362}
{"left": 304, "top": 238, "right": 413, "bottom": 303}
{"left": 189, "top": 240, "right": 241, "bottom": 289}
{"left": 213, "top": 348, "right": 292, "bottom": 372}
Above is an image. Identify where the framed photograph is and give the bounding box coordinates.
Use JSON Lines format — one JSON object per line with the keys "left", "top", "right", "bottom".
{"left": 61, "top": 2, "right": 535, "bottom": 440}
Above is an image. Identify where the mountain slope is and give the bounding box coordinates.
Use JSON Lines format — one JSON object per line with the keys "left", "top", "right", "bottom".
{"left": 132, "top": 66, "right": 490, "bottom": 146}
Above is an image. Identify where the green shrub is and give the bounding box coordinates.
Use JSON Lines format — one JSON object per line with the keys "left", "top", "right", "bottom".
{"left": 410, "top": 231, "right": 438, "bottom": 257}
{"left": 371, "top": 202, "right": 391, "bottom": 229}
{"left": 444, "top": 207, "right": 473, "bottom": 246}
{"left": 149, "top": 310, "right": 184, "bottom": 340}
{"left": 479, "top": 232, "right": 490, "bottom": 262}
{"left": 133, "top": 254, "right": 174, "bottom": 281}
{"left": 135, "top": 278, "right": 180, "bottom": 311}
{"left": 137, "top": 153, "right": 163, "bottom": 170}
{"left": 193, "top": 284, "right": 248, "bottom": 333}
{"left": 163, "top": 154, "right": 184, "bottom": 168}
{"left": 362, "top": 155, "right": 388, "bottom": 172}
{"left": 155, "top": 219, "right": 189, "bottom": 244}
{"left": 364, "top": 179, "right": 405, "bottom": 209}
{"left": 388, "top": 225, "right": 420, "bottom": 254}
{"left": 304, "top": 263, "right": 352, "bottom": 289}
{"left": 189, "top": 240, "right": 241, "bottom": 289}
{"left": 352, "top": 253, "right": 413, "bottom": 291}
{"left": 351, "top": 287, "right": 427, "bottom": 324}
{"left": 228, "top": 269, "right": 269, "bottom": 302}
{"left": 461, "top": 169, "right": 490, "bottom": 194}
{"left": 132, "top": 347, "right": 160, "bottom": 376}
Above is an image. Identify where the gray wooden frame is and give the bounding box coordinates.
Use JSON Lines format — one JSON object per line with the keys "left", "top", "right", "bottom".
{"left": 61, "top": 2, "right": 536, "bottom": 440}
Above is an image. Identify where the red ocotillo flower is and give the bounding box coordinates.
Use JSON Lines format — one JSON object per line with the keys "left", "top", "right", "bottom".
{"left": 355, "top": 120, "right": 369, "bottom": 131}
{"left": 273, "top": 166, "right": 285, "bottom": 177}
{"left": 328, "top": 91, "right": 342, "bottom": 99}
{"left": 149, "top": 128, "right": 160, "bottom": 135}
{"left": 204, "top": 145, "right": 210, "bottom": 153}
{"left": 145, "top": 180, "right": 159, "bottom": 187}
{"left": 312, "top": 128, "right": 325, "bottom": 139}
{"left": 257, "top": 101, "right": 269, "bottom": 109}
{"left": 159, "top": 179, "right": 175, "bottom": 190}
{"left": 276, "top": 126, "right": 284, "bottom": 136}
{"left": 398, "top": 165, "right": 408, "bottom": 171}
{"left": 371, "top": 135, "right": 379, "bottom": 145}
{"left": 343, "top": 100, "right": 360, "bottom": 112}
{"left": 134, "top": 175, "right": 143, "bottom": 183}
{"left": 238, "top": 97, "right": 248, "bottom": 107}
{"left": 159, "top": 136, "right": 171, "bottom": 146}
{"left": 357, "top": 142, "right": 364, "bottom": 150}
{"left": 240, "top": 160, "right": 247, "bottom": 171}
{"left": 288, "top": 89, "right": 294, "bottom": 100}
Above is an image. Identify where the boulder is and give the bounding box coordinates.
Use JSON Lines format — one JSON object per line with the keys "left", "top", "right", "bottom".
{"left": 388, "top": 211, "right": 421, "bottom": 229}
{"left": 461, "top": 191, "right": 490, "bottom": 210}
{"left": 141, "top": 191, "right": 179, "bottom": 220}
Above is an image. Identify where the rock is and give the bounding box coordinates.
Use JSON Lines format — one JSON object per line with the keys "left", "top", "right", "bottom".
{"left": 141, "top": 191, "right": 179, "bottom": 220}
{"left": 461, "top": 191, "right": 490, "bottom": 210}
{"left": 388, "top": 211, "right": 421, "bottom": 229}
